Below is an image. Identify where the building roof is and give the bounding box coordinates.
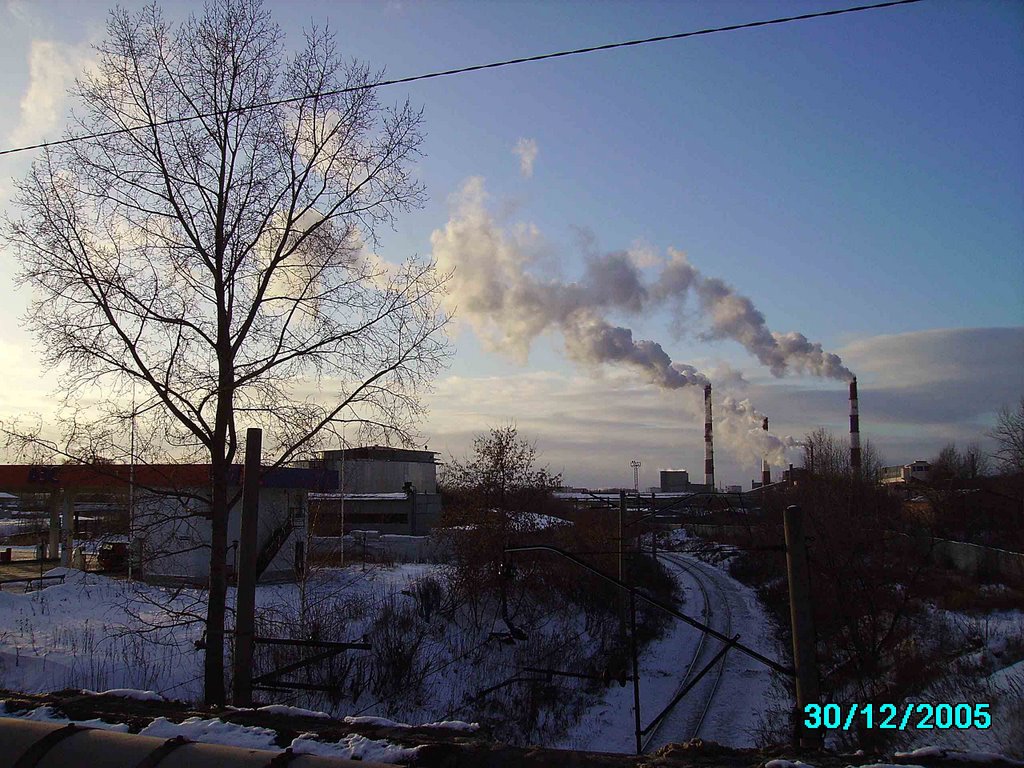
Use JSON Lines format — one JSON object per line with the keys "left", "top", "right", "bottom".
{"left": 0, "top": 464, "right": 338, "bottom": 492}
{"left": 319, "top": 446, "right": 437, "bottom": 464}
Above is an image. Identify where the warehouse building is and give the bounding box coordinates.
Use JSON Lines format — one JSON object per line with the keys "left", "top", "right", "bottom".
{"left": 303, "top": 446, "right": 443, "bottom": 536}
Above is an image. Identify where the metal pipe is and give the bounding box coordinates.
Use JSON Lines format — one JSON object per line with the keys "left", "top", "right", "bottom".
{"left": 0, "top": 718, "right": 386, "bottom": 767}
{"left": 704, "top": 383, "right": 715, "bottom": 490}
{"left": 849, "top": 377, "right": 861, "bottom": 475}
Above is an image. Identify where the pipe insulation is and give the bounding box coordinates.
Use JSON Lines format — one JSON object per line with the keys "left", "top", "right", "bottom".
{"left": 0, "top": 718, "right": 396, "bottom": 768}
{"left": 849, "top": 376, "right": 861, "bottom": 474}
{"left": 704, "top": 383, "right": 715, "bottom": 490}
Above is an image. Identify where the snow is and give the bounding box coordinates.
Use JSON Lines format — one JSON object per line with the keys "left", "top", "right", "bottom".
{"left": 289, "top": 732, "right": 421, "bottom": 762}
{"left": 765, "top": 760, "right": 816, "bottom": 768}
{"left": 85, "top": 688, "right": 165, "bottom": 701}
{"left": 0, "top": 703, "right": 130, "bottom": 732}
{"left": 555, "top": 549, "right": 781, "bottom": 753}
{"left": 140, "top": 716, "right": 280, "bottom": 748}
{"left": 256, "top": 704, "right": 331, "bottom": 719}
{"left": 0, "top": 568, "right": 205, "bottom": 698}
{"left": 895, "top": 747, "right": 1024, "bottom": 766}
{"left": 309, "top": 492, "right": 408, "bottom": 500}
{"left": 343, "top": 715, "right": 479, "bottom": 731}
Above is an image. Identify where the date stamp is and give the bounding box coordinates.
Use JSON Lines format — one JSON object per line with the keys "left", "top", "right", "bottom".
{"left": 803, "top": 703, "right": 991, "bottom": 731}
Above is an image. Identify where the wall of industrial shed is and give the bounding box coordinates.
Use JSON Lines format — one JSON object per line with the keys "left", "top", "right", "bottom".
{"left": 338, "top": 458, "right": 437, "bottom": 494}
{"left": 134, "top": 486, "right": 306, "bottom": 585}
{"left": 309, "top": 494, "right": 442, "bottom": 536}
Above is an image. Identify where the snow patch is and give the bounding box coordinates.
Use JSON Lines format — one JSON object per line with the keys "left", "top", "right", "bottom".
{"left": 85, "top": 688, "right": 165, "bottom": 702}
{"left": 895, "top": 747, "right": 1024, "bottom": 766}
{"left": 290, "top": 731, "right": 421, "bottom": 762}
{"left": 256, "top": 704, "right": 331, "bottom": 719}
{"left": 139, "top": 716, "right": 278, "bottom": 749}
{"left": 0, "top": 703, "right": 129, "bottom": 732}
{"left": 343, "top": 714, "right": 479, "bottom": 731}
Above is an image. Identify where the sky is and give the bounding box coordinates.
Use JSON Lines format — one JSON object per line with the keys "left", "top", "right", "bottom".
{"left": 0, "top": 0, "right": 1021, "bottom": 489}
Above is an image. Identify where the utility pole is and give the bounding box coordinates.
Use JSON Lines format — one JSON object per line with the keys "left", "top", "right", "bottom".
{"left": 233, "top": 427, "right": 262, "bottom": 707}
{"left": 618, "top": 490, "right": 626, "bottom": 584}
{"left": 783, "top": 504, "right": 821, "bottom": 748}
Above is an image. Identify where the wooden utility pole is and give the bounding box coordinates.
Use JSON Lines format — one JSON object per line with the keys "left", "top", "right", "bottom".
{"left": 232, "top": 427, "right": 262, "bottom": 707}
{"left": 783, "top": 504, "right": 822, "bottom": 747}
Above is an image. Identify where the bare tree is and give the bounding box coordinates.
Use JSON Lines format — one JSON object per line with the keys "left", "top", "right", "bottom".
{"left": 441, "top": 424, "right": 562, "bottom": 516}
{"left": 2, "top": 0, "right": 450, "bottom": 704}
{"left": 990, "top": 398, "right": 1024, "bottom": 475}
{"left": 802, "top": 426, "right": 882, "bottom": 483}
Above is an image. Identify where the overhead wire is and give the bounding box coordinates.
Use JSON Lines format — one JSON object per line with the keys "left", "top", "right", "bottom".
{"left": 0, "top": 0, "right": 923, "bottom": 159}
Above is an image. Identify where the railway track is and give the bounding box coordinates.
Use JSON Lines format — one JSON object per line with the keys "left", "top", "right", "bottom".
{"left": 641, "top": 552, "right": 732, "bottom": 753}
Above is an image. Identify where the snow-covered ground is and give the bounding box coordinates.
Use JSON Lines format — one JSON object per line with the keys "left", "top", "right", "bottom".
{"left": 0, "top": 564, "right": 439, "bottom": 700}
{"left": 554, "top": 548, "right": 785, "bottom": 753}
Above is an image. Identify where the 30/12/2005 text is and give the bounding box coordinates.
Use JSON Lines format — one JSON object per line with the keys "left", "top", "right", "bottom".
{"left": 803, "top": 703, "right": 991, "bottom": 731}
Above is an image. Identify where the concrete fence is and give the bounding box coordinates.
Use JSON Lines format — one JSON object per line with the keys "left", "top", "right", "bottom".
{"left": 310, "top": 532, "right": 451, "bottom": 564}
{"left": 686, "top": 523, "right": 1024, "bottom": 586}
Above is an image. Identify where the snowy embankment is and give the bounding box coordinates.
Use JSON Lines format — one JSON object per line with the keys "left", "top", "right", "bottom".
{"left": 554, "top": 547, "right": 784, "bottom": 753}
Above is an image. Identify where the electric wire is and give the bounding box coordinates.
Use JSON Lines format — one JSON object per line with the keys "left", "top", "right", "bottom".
{"left": 0, "top": 0, "right": 923, "bottom": 159}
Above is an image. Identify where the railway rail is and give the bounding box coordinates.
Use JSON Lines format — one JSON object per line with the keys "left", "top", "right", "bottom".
{"left": 641, "top": 551, "right": 732, "bottom": 752}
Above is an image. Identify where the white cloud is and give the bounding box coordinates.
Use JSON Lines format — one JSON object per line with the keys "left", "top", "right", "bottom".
{"left": 512, "top": 137, "right": 538, "bottom": 179}
{"left": 9, "top": 39, "right": 93, "bottom": 147}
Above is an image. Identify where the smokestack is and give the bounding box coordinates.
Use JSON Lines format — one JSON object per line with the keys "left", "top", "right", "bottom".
{"left": 762, "top": 417, "right": 771, "bottom": 486}
{"left": 849, "top": 376, "right": 861, "bottom": 474}
{"left": 704, "top": 383, "right": 715, "bottom": 490}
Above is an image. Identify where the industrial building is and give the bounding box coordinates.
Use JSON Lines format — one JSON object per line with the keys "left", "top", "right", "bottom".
{"left": 303, "top": 446, "right": 443, "bottom": 536}
{"left": 0, "top": 463, "right": 336, "bottom": 584}
{"left": 880, "top": 461, "right": 932, "bottom": 486}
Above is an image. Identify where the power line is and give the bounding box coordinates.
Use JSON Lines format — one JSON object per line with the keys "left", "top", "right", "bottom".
{"left": 0, "top": 0, "right": 923, "bottom": 159}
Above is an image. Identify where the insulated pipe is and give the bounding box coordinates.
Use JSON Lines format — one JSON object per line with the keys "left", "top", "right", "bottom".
{"left": 0, "top": 719, "right": 393, "bottom": 768}
{"left": 849, "top": 376, "right": 861, "bottom": 475}
{"left": 761, "top": 417, "right": 771, "bottom": 487}
{"left": 703, "top": 384, "right": 715, "bottom": 490}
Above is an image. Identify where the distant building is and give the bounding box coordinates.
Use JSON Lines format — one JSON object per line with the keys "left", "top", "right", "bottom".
{"left": 880, "top": 461, "right": 932, "bottom": 486}
{"left": 660, "top": 470, "right": 689, "bottom": 492}
{"left": 303, "top": 446, "right": 442, "bottom": 536}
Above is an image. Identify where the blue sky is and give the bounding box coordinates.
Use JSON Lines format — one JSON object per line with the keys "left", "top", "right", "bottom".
{"left": 0, "top": 0, "right": 1021, "bottom": 488}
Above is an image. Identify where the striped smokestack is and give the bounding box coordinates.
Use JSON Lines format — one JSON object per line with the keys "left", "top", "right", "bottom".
{"left": 704, "top": 383, "right": 715, "bottom": 490}
{"left": 849, "top": 376, "right": 861, "bottom": 474}
{"left": 761, "top": 417, "right": 771, "bottom": 486}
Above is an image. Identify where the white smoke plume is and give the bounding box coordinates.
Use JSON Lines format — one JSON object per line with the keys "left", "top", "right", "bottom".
{"left": 431, "top": 177, "right": 840, "bottom": 468}
{"left": 715, "top": 396, "right": 799, "bottom": 469}
{"left": 512, "top": 138, "right": 539, "bottom": 178}
{"left": 433, "top": 178, "right": 852, "bottom": 383}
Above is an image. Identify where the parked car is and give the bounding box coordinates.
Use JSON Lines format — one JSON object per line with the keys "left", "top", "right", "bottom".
{"left": 97, "top": 541, "right": 129, "bottom": 570}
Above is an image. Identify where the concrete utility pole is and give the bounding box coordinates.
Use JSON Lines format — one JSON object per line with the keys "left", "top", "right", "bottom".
{"left": 618, "top": 490, "right": 626, "bottom": 584}
{"left": 783, "top": 504, "right": 822, "bottom": 748}
{"left": 233, "top": 427, "right": 262, "bottom": 707}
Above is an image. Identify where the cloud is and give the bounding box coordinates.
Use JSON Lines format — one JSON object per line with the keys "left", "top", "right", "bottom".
{"left": 512, "top": 137, "right": 538, "bottom": 179}
{"left": 9, "top": 39, "right": 93, "bottom": 147}
{"left": 839, "top": 327, "right": 1024, "bottom": 425}
{"left": 422, "top": 327, "right": 1023, "bottom": 487}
